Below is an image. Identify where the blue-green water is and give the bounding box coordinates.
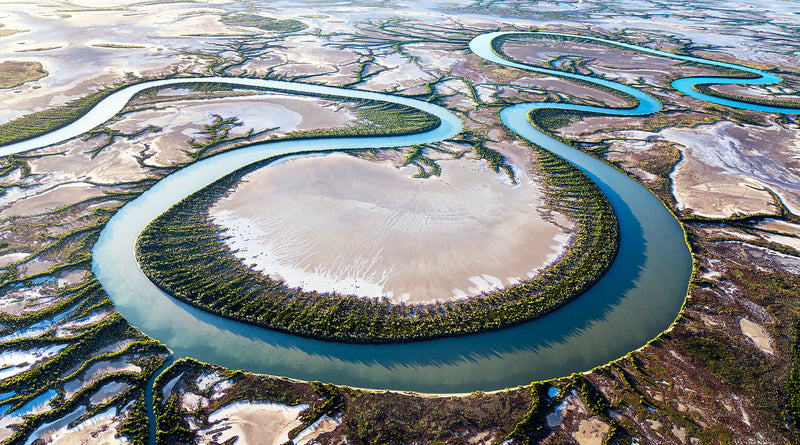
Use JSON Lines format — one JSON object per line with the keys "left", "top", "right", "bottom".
{"left": 4, "top": 32, "right": 795, "bottom": 393}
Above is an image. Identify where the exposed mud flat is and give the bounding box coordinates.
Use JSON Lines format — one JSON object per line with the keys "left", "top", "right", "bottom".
{"left": 108, "top": 91, "right": 359, "bottom": 167}
{"left": 739, "top": 318, "right": 774, "bottom": 355}
{"left": 0, "top": 285, "right": 61, "bottom": 316}
{"left": 158, "top": 366, "right": 340, "bottom": 445}
{"left": 0, "top": 91, "right": 360, "bottom": 220}
{"left": 0, "top": 0, "right": 244, "bottom": 124}
{"left": 0, "top": 389, "right": 59, "bottom": 442}
{"left": 500, "top": 38, "right": 713, "bottom": 107}
{"left": 0, "top": 345, "right": 67, "bottom": 380}
{"left": 538, "top": 389, "right": 612, "bottom": 445}
{"left": 64, "top": 358, "right": 142, "bottom": 399}
{"left": 663, "top": 121, "right": 800, "bottom": 217}
{"left": 0, "top": 182, "right": 105, "bottom": 219}
{"left": 572, "top": 417, "right": 611, "bottom": 445}
{"left": 294, "top": 414, "right": 343, "bottom": 445}
{"left": 22, "top": 406, "right": 126, "bottom": 445}
{"left": 559, "top": 117, "right": 800, "bottom": 218}
{"left": 211, "top": 150, "right": 572, "bottom": 304}
{"left": 196, "top": 401, "right": 309, "bottom": 445}
{"left": 755, "top": 218, "right": 800, "bottom": 237}
{"left": 162, "top": 360, "right": 533, "bottom": 445}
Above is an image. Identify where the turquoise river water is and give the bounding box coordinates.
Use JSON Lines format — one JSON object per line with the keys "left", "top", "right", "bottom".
{"left": 3, "top": 32, "right": 797, "bottom": 394}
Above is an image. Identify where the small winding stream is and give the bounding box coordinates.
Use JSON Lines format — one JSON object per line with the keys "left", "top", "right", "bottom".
{"left": 4, "top": 32, "right": 797, "bottom": 394}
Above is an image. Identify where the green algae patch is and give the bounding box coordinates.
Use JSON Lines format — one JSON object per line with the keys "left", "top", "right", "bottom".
{"left": 0, "top": 61, "right": 47, "bottom": 89}
{"left": 220, "top": 13, "right": 307, "bottom": 33}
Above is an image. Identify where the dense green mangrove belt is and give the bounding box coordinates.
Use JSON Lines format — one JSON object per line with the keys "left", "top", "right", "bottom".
{"left": 135, "top": 140, "right": 618, "bottom": 343}
{"left": 135, "top": 81, "right": 443, "bottom": 139}
{"left": 0, "top": 88, "right": 114, "bottom": 146}
{"left": 692, "top": 83, "right": 800, "bottom": 110}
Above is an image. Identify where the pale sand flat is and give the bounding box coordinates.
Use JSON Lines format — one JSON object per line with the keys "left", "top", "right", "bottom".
{"left": 739, "top": 318, "right": 774, "bottom": 355}
{"left": 211, "top": 151, "right": 572, "bottom": 304}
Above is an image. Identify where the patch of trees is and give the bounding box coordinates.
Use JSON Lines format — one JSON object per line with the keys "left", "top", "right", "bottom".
{"left": 220, "top": 13, "right": 307, "bottom": 33}
{"left": 694, "top": 83, "right": 800, "bottom": 110}
{"left": 337, "top": 386, "right": 530, "bottom": 444}
{"left": 785, "top": 321, "right": 800, "bottom": 429}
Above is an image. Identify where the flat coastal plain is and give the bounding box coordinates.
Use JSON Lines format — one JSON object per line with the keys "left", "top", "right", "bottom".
{"left": 2, "top": 0, "right": 800, "bottom": 444}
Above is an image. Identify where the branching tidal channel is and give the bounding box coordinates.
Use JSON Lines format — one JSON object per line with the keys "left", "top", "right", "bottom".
{"left": 3, "top": 31, "right": 796, "bottom": 407}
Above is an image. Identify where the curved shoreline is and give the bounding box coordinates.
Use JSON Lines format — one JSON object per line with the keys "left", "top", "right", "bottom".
{"left": 132, "top": 141, "right": 618, "bottom": 343}
{"left": 4, "top": 31, "right": 796, "bottom": 392}
{"left": 0, "top": 77, "right": 462, "bottom": 158}
{"left": 475, "top": 31, "right": 800, "bottom": 115}
{"left": 94, "top": 32, "right": 688, "bottom": 392}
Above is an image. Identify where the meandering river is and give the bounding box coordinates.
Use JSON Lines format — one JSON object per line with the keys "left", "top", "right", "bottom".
{"left": 4, "top": 32, "right": 796, "bottom": 393}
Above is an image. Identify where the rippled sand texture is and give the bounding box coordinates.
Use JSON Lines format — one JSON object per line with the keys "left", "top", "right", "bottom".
{"left": 210, "top": 152, "right": 572, "bottom": 304}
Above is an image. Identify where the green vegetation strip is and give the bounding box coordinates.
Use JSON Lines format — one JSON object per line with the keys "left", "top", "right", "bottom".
{"left": 134, "top": 134, "right": 618, "bottom": 343}
{"left": 786, "top": 321, "right": 800, "bottom": 429}
{"left": 153, "top": 358, "right": 533, "bottom": 445}
{"left": 693, "top": 83, "right": 800, "bottom": 110}
{"left": 0, "top": 78, "right": 155, "bottom": 147}
{"left": 0, "top": 78, "right": 441, "bottom": 153}
{"left": 133, "top": 82, "right": 441, "bottom": 162}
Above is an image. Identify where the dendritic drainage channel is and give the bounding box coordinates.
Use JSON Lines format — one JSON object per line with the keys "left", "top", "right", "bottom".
{"left": 3, "top": 32, "right": 797, "bottom": 394}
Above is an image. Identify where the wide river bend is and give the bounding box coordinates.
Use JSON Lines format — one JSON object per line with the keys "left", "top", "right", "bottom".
{"left": 3, "top": 32, "right": 796, "bottom": 393}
